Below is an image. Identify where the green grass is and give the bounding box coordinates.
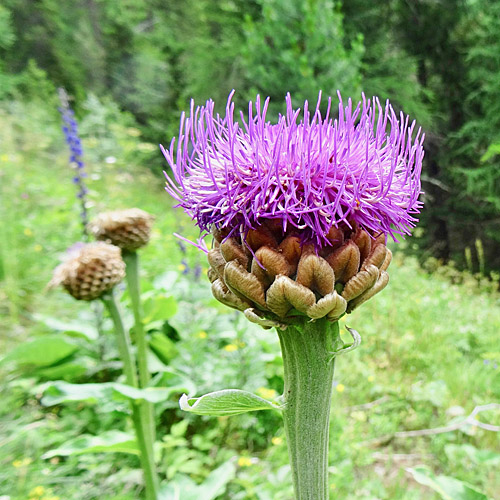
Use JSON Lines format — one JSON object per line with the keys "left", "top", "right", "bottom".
{"left": 1, "top": 99, "right": 499, "bottom": 500}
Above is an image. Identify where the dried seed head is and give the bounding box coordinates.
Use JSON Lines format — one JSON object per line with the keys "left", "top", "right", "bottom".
{"left": 49, "top": 242, "right": 125, "bottom": 301}
{"left": 205, "top": 224, "right": 393, "bottom": 327}
{"left": 88, "top": 208, "right": 155, "bottom": 251}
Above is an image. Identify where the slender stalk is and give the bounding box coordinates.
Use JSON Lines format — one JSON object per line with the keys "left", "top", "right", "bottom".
{"left": 101, "top": 292, "right": 159, "bottom": 500}
{"left": 277, "top": 319, "right": 342, "bottom": 500}
{"left": 123, "top": 251, "right": 157, "bottom": 446}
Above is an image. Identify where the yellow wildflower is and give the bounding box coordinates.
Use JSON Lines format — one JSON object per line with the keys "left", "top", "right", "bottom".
{"left": 237, "top": 456, "right": 252, "bottom": 467}
{"left": 271, "top": 436, "right": 283, "bottom": 446}
{"left": 24, "top": 228, "right": 33, "bottom": 236}
{"left": 198, "top": 331, "right": 208, "bottom": 339}
{"left": 257, "top": 387, "right": 277, "bottom": 399}
{"left": 13, "top": 457, "right": 32, "bottom": 467}
{"left": 34, "top": 244, "right": 43, "bottom": 252}
{"left": 367, "top": 375, "right": 375, "bottom": 383}
{"left": 29, "top": 486, "right": 46, "bottom": 497}
{"left": 0, "top": 154, "right": 8, "bottom": 162}
{"left": 336, "top": 383, "right": 345, "bottom": 393}
{"left": 224, "top": 344, "right": 238, "bottom": 352}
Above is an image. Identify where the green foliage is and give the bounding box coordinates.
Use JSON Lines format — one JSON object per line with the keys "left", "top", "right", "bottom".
{"left": 407, "top": 467, "right": 489, "bottom": 500}
{"left": 179, "top": 389, "right": 281, "bottom": 416}
{"left": 1, "top": 335, "right": 79, "bottom": 368}
{"left": 342, "top": 0, "right": 432, "bottom": 127}
{"left": 242, "top": 0, "right": 363, "bottom": 114}
{"left": 42, "top": 431, "right": 140, "bottom": 458}
{"left": 446, "top": 2, "right": 500, "bottom": 258}
{"left": 41, "top": 381, "right": 188, "bottom": 407}
{"left": 2, "top": 105, "right": 500, "bottom": 498}
{"left": 160, "top": 460, "right": 237, "bottom": 500}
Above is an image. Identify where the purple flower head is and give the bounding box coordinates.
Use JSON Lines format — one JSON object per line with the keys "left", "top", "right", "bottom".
{"left": 162, "top": 91, "right": 424, "bottom": 250}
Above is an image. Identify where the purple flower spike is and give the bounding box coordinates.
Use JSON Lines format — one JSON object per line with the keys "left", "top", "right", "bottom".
{"left": 162, "top": 91, "right": 425, "bottom": 249}
{"left": 58, "top": 87, "right": 90, "bottom": 236}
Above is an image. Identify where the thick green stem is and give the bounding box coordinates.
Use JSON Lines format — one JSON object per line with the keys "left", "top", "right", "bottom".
{"left": 102, "top": 292, "right": 159, "bottom": 500}
{"left": 124, "top": 251, "right": 157, "bottom": 446}
{"left": 277, "top": 319, "right": 342, "bottom": 500}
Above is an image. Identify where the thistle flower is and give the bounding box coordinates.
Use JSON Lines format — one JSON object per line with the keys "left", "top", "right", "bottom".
{"left": 162, "top": 90, "right": 424, "bottom": 249}
{"left": 88, "top": 208, "right": 155, "bottom": 252}
{"left": 162, "top": 91, "right": 424, "bottom": 326}
{"left": 57, "top": 88, "right": 89, "bottom": 233}
{"left": 49, "top": 242, "right": 125, "bottom": 301}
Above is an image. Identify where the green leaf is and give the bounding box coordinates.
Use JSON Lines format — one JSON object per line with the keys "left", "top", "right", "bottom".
{"left": 196, "top": 460, "right": 236, "bottom": 499}
{"left": 407, "top": 467, "right": 489, "bottom": 500}
{"left": 445, "top": 444, "right": 500, "bottom": 466}
{"left": 42, "top": 431, "right": 138, "bottom": 458}
{"left": 0, "top": 335, "right": 79, "bottom": 368}
{"left": 149, "top": 332, "right": 178, "bottom": 365}
{"left": 179, "top": 389, "right": 282, "bottom": 416}
{"left": 41, "top": 381, "right": 189, "bottom": 407}
{"left": 159, "top": 460, "right": 236, "bottom": 500}
{"left": 481, "top": 142, "right": 500, "bottom": 162}
{"left": 36, "top": 360, "right": 90, "bottom": 380}
{"left": 33, "top": 313, "right": 98, "bottom": 340}
{"left": 143, "top": 294, "right": 178, "bottom": 323}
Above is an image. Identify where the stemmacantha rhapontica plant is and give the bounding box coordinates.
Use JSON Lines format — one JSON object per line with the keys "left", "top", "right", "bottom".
{"left": 162, "top": 91, "right": 424, "bottom": 500}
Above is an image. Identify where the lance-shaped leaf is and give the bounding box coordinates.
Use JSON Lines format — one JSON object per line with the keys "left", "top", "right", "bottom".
{"left": 179, "top": 389, "right": 282, "bottom": 416}
{"left": 407, "top": 467, "right": 489, "bottom": 500}
{"left": 41, "top": 381, "right": 188, "bottom": 406}
{"left": 42, "top": 431, "right": 139, "bottom": 458}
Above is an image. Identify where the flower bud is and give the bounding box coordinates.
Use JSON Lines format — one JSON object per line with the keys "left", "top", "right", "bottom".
{"left": 49, "top": 242, "right": 125, "bottom": 301}
{"left": 88, "top": 208, "right": 154, "bottom": 251}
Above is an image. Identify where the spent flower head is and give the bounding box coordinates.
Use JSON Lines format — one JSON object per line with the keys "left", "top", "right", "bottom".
{"left": 88, "top": 208, "right": 155, "bottom": 252}
{"left": 162, "top": 90, "right": 424, "bottom": 250}
{"left": 49, "top": 242, "right": 125, "bottom": 301}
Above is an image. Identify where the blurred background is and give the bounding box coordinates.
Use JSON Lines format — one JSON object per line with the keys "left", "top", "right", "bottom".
{"left": 2, "top": 0, "right": 500, "bottom": 272}
{"left": 0, "top": 1, "right": 499, "bottom": 499}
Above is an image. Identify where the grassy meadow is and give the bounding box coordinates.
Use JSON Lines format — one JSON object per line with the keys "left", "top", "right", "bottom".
{"left": 1, "top": 101, "right": 499, "bottom": 500}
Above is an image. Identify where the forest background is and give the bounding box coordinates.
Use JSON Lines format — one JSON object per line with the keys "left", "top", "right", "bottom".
{"left": 1, "top": 0, "right": 500, "bottom": 275}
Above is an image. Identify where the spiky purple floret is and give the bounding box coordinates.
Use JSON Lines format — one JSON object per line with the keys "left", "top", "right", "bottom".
{"left": 162, "top": 91, "right": 424, "bottom": 249}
